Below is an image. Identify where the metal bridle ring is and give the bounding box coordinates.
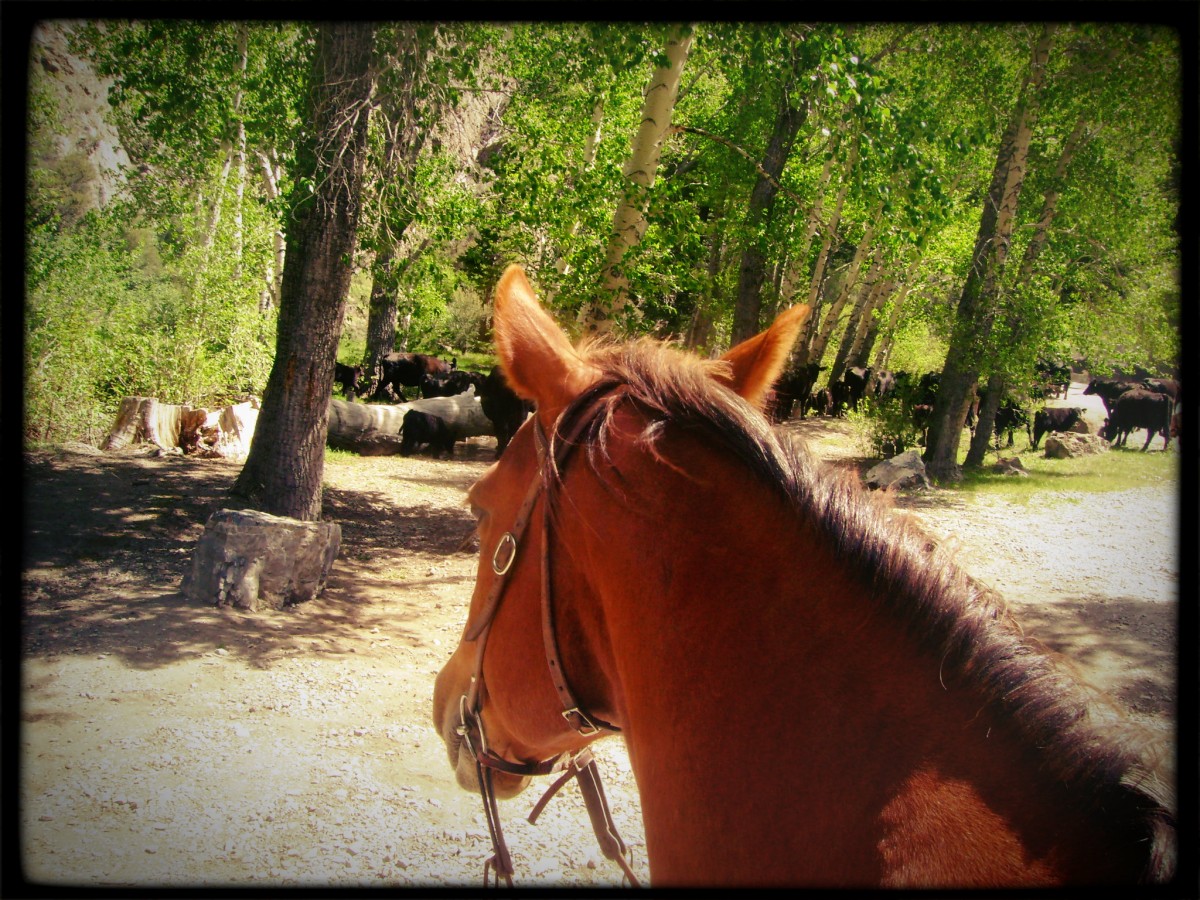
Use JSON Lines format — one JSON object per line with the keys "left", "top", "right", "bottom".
{"left": 491, "top": 532, "right": 518, "bottom": 576}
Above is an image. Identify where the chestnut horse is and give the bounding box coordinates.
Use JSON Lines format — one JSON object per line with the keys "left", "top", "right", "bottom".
{"left": 432, "top": 266, "right": 1175, "bottom": 888}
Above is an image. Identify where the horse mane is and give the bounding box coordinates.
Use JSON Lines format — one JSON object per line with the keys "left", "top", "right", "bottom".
{"left": 551, "top": 337, "right": 1175, "bottom": 882}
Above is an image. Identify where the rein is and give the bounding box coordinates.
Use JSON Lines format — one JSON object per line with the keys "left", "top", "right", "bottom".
{"left": 456, "top": 385, "right": 640, "bottom": 888}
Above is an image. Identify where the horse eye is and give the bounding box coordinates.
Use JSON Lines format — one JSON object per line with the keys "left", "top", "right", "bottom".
{"left": 469, "top": 504, "right": 487, "bottom": 524}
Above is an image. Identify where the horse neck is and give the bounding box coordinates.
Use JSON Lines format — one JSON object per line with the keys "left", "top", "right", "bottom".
{"left": 558, "top": 432, "right": 1154, "bottom": 886}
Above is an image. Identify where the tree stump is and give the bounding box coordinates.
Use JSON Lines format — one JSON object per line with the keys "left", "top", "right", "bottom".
{"left": 181, "top": 509, "right": 341, "bottom": 611}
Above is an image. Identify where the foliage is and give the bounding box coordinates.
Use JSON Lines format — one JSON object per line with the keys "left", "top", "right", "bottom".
{"left": 24, "top": 20, "right": 1181, "bottom": 449}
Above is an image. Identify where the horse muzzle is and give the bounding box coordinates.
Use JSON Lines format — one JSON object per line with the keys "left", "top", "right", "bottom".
{"left": 440, "top": 695, "right": 532, "bottom": 799}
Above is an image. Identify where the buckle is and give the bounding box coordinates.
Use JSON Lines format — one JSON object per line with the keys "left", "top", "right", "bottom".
{"left": 491, "top": 532, "right": 518, "bottom": 575}
{"left": 562, "top": 707, "right": 602, "bottom": 736}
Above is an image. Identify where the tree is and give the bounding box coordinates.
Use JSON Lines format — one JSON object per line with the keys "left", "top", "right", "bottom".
{"left": 923, "top": 25, "right": 1054, "bottom": 482}
{"left": 729, "top": 34, "right": 814, "bottom": 345}
{"left": 231, "top": 23, "right": 376, "bottom": 519}
{"left": 586, "top": 24, "right": 694, "bottom": 333}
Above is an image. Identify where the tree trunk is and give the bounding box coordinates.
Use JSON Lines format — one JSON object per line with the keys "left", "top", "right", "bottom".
{"left": 683, "top": 219, "right": 726, "bottom": 354}
{"left": 257, "top": 150, "right": 285, "bottom": 312}
{"left": 730, "top": 53, "right": 811, "bottom": 345}
{"left": 363, "top": 244, "right": 401, "bottom": 394}
{"left": 850, "top": 276, "right": 894, "bottom": 369}
{"left": 872, "top": 273, "right": 915, "bottom": 370}
{"left": 805, "top": 135, "right": 859, "bottom": 307}
{"left": 964, "top": 112, "right": 1088, "bottom": 468}
{"left": 362, "top": 22, "right": 436, "bottom": 384}
{"left": 780, "top": 127, "right": 841, "bottom": 305}
{"left": 924, "top": 25, "right": 1054, "bottom": 482}
{"left": 232, "top": 22, "right": 376, "bottom": 520}
{"left": 557, "top": 92, "right": 607, "bottom": 278}
{"left": 232, "top": 24, "right": 249, "bottom": 279}
{"left": 588, "top": 25, "right": 693, "bottom": 333}
{"left": 807, "top": 204, "right": 882, "bottom": 375}
{"left": 827, "top": 248, "right": 884, "bottom": 386}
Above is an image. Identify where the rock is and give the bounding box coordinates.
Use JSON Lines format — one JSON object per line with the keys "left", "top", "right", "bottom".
{"left": 1068, "top": 419, "right": 1091, "bottom": 435}
{"left": 181, "top": 509, "right": 341, "bottom": 611}
{"left": 863, "top": 449, "right": 930, "bottom": 491}
{"left": 991, "top": 456, "right": 1028, "bottom": 477}
{"left": 1044, "top": 432, "right": 1109, "bottom": 459}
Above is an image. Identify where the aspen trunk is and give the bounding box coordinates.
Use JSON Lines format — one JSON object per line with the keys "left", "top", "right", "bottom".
{"left": 232, "top": 24, "right": 249, "bottom": 278}
{"left": 557, "top": 94, "right": 606, "bottom": 278}
{"left": 589, "top": 25, "right": 693, "bottom": 333}
{"left": 806, "top": 136, "right": 859, "bottom": 307}
{"left": 807, "top": 206, "right": 882, "bottom": 374}
{"left": 873, "top": 276, "right": 914, "bottom": 370}
{"left": 826, "top": 249, "right": 884, "bottom": 386}
{"left": 925, "top": 25, "right": 1054, "bottom": 481}
{"left": 965, "top": 111, "right": 1089, "bottom": 468}
{"left": 850, "top": 276, "right": 894, "bottom": 369}
{"left": 730, "top": 52, "right": 811, "bottom": 345}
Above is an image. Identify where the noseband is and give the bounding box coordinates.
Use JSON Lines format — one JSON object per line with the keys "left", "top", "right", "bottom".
{"left": 456, "top": 383, "right": 640, "bottom": 887}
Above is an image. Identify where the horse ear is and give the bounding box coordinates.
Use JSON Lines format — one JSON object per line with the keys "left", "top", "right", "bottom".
{"left": 492, "top": 265, "right": 600, "bottom": 415}
{"left": 716, "top": 304, "right": 811, "bottom": 409}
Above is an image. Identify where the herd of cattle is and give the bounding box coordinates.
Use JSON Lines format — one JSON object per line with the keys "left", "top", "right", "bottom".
{"left": 764, "top": 360, "right": 1180, "bottom": 454}
{"left": 335, "top": 351, "right": 1179, "bottom": 460}
{"left": 334, "top": 352, "right": 531, "bottom": 459}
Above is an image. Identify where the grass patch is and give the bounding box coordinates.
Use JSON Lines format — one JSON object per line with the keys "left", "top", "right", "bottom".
{"left": 455, "top": 352, "right": 497, "bottom": 373}
{"left": 956, "top": 443, "right": 1180, "bottom": 501}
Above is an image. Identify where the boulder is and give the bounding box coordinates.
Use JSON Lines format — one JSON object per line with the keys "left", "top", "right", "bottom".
{"left": 864, "top": 449, "right": 930, "bottom": 491}
{"left": 1044, "top": 432, "right": 1109, "bottom": 459}
{"left": 181, "top": 509, "right": 341, "bottom": 611}
{"left": 990, "top": 456, "right": 1028, "bottom": 477}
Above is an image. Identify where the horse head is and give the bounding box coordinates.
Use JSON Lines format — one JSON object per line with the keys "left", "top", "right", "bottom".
{"left": 431, "top": 265, "right": 808, "bottom": 800}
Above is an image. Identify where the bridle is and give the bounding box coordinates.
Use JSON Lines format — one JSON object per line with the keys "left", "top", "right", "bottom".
{"left": 455, "top": 383, "right": 641, "bottom": 888}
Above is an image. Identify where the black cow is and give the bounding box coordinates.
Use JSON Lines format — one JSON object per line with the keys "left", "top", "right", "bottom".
{"left": 911, "top": 403, "right": 934, "bottom": 447}
{"left": 1100, "top": 389, "right": 1172, "bottom": 451}
{"left": 1082, "top": 377, "right": 1142, "bottom": 416}
{"left": 832, "top": 366, "right": 872, "bottom": 416}
{"left": 993, "top": 397, "right": 1032, "bottom": 449}
{"left": 374, "top": 352, "right": 455, "bottom": 402}
{"left": 869, "top": 369, "right": 897, "bottom": 402}
{"left": 766, "top": 362, "right": 823, "bottom": 423}
{"left": 1035, "top": 357, "right": 1072, "bottom": 399}
{"left": 478, "top": 366, "right": 532, "bottom": 458}
{"left": 1142, "top": 378, "right": 1180, "bottom": 402}
{"left": 914, "top": 372, "right": 941, "bottom": 406}
{"left": 805, "top": 388, "right": 833, "bottom": 418}
{"left": 333, "top": 362, "right": 365, "bottom": 401}
{"left": 1031, "top": 406, "right": 1084, "bottom": 450}
{"left": 399, "top": 410, "right": 456, "bottom": 458}
{"left": 420, "top": 369, "right": 487, "bottom": 399}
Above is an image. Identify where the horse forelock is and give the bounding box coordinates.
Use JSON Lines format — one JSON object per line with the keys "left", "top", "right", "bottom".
{"left": 559, "top": 338, "right": 1174, "bottom": 879}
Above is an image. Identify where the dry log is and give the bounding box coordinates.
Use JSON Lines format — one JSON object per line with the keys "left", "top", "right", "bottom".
{"left": 102, "top": 396, "right": 260, "bottom": 459}
{"left": 103, "top": 396, "right": 201, "bottom": 451}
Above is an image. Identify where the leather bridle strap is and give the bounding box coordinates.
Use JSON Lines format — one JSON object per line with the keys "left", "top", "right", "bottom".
{"left": 535, "top": 410, "right": 621, "bottom": 736}
{"left": 458, "top": 385, "right": 639, "bottom": 887}
{"left": 527, "top": 747, "right": 641, "bottom": 888}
